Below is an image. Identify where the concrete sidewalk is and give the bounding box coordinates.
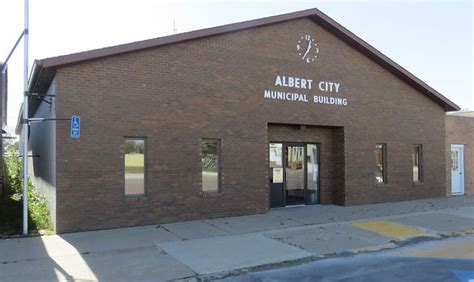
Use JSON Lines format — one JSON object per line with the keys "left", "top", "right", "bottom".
{"left": 0, "top": 195, "right": 473, "bottom": 281}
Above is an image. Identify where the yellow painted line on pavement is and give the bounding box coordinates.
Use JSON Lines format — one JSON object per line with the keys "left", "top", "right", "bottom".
{"left": 352, "top": 220, "right": 428, "bottom": 239}
{"left": 392, "top": 237, "right": 474, "bottom": 259}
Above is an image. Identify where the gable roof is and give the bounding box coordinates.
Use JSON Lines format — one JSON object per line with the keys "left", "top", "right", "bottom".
{"left": 28, "top": 8, "right": 459, "bottom": 112}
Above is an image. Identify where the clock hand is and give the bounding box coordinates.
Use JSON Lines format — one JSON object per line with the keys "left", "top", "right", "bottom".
{"left": 302, "top": 40, "right": 312, "bottom": 60}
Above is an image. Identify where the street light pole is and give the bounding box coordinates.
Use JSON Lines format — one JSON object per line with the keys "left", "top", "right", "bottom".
{"left": 22, "top": 0, "right": 29, "bottom": 235}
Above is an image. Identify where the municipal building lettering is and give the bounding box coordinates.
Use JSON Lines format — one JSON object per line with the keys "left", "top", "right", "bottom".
{"left": 265, "top": 75, "right": 348, "bottom": 106}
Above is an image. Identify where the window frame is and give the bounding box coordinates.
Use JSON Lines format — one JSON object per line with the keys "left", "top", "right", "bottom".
{"left": 124, "top": 137, "right": 147, "bottom": 197}
{"left": 200, "top": 138, "right": 221, "bottom": 193}
{"left": 375, "top": 143, "right": 387, "bottom": 185}
{"left": 412, "top": 144, "right": 423, "bottom": 183}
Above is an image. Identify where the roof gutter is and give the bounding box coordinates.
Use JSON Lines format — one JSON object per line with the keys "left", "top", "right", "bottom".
{"left": 14, "top": 104, "right": 22, "bottom": 135}
{"left": 15, "top": 59, "right": 45, "bottom": 135}
{"left": 28, "top": 59, "right": 43, "bottom": 93}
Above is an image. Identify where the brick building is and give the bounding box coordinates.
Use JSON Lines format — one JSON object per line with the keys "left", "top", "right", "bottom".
{"left": 18, "top": 9, "right": 460, "bottom": 233}
{"left": 446, "top": 111, "right": 473, "bottom": 196}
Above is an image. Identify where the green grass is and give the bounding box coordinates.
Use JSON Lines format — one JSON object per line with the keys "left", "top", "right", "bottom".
{"left": 125, "top": 154, "right": 144, "bottom": 174}
{"left": 0, "top": 190, "right": 53, "bottom": 237}
{"left": 1, "top": 147, "right": 54, "bottom": 236}
{"left": 202, "top": 167, "right": 217, "bottom": 173}
{"left": 125, "top": 167, "right": 144, "bottom": 174}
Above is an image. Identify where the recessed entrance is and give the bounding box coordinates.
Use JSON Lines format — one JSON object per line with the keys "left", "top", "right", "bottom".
{"left": 269, "top": 142, "right": 320, "bottom": 207}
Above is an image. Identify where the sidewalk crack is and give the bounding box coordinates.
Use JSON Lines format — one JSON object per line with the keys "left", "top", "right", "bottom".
{"left": 207, "top": 222, "right": 232, "bottom": 235}
{"left": 157, "top": 224, "right": 186, "bottom": 241}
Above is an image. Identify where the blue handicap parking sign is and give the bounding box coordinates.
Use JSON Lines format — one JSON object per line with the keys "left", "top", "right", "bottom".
{"left": 71, "top": 116, "right": 80, "bottom": 138}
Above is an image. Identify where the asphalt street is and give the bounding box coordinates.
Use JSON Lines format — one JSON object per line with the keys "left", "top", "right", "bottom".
{"left": 222, "top": 236, "right": 474, "bottom": 282}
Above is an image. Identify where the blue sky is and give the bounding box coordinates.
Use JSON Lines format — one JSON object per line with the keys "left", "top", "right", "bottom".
{"left": 1, "top": 0, "right": 472, "bottom": 130}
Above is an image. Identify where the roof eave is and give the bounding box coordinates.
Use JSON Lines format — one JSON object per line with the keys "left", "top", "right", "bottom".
{"left": 14, "top": 104, "right": 23, "bottom": 135}
{"left": 39, "top": 8, "right": 321, "bottom": 69}
{"left": 30, "top": 8, "right": 460, "bottom": 112}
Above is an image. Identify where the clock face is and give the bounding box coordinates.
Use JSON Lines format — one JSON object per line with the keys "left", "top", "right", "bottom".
{"left": 296, "top": 34, "right": 319, "bottom": 63}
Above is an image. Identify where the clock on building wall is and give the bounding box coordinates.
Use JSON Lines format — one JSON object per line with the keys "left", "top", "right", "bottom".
{"left": 296, "top": 34, "right": 319, "bottom": 63}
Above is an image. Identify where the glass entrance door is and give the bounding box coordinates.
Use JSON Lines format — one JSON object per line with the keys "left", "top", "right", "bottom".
{"left": 269, "top": 143, "right": 320, "bottom": 208}
{"left": 306, "top": 144, "right": 319, "bottom": 205}
{"left": 269, "top": 143, "right": 284, "bottom": 207}
{"left": 285, "top": 145, "right": 305, "bottom": 205}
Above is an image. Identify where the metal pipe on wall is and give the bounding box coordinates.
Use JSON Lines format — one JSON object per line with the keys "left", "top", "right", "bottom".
{"left": 22, "top": 0, "right": 29, "bottom": 235}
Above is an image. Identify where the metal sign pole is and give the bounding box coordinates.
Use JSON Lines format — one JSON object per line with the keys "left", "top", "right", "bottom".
{"left": 22, "top": 0, "right": 29, "bottom": 235}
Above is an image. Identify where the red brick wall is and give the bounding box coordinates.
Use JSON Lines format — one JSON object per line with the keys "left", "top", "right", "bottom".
{"left": 53, "top": 18, "right": 447, "bottom": 232}
{"left": 446, "top": 115, "right": 474, "bottom": 195}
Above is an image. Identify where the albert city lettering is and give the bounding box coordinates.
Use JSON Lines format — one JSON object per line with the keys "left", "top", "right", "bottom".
{"left": 274, "top": 75, "right": 341, "bottom": 93}
{"left": 264, "top": 74, "right": 348, "bottom": 106}
{"left": 318, "top": 81, "right": 340, "bottom": 93}
{"left": 275, "top": 75, "right": 313, "bottom": 90}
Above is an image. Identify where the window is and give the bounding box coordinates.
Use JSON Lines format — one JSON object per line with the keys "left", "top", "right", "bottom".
{"left": 124, "top": 139, "right": 145, "bottom": 195}
{"left": 375, "top": 144, "right": 386, "bottom": 184}
{"left": 269, "top": 143, "right": 283, "bottom": 185}
{"left": 201, "top": 139, "right": 220, "bottom": 192}
{"left": 451, "top": 150, "right": 459, "bottom": 170}
{"left": 269, "top": 143, "right": 283, "bottom": 169}
{"left": 412, "top": 145, "right": 422, "bottom": 182}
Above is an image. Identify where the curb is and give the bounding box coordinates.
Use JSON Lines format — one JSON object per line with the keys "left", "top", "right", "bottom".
{"left": 196, "top": 232, "right": 471, "bottom": 281}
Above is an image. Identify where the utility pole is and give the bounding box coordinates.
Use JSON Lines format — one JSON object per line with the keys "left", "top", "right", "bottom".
{"left": 22, "top": 0, "right": 29, "bottom": 235}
